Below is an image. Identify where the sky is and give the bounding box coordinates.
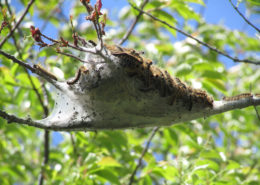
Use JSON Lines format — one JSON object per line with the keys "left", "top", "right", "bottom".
{"left": 59, "top": 0, "right": 258, "bottom": 69}
{"left": 9, "top": 0, "right": 259, "bottom": 146}
{"left": 11, "top": 0, "right": 256, "bottom": 37}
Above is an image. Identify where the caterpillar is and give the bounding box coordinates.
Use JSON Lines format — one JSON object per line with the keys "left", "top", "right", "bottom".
{"left": 223, "top": 93, "right": 253, "bottom": 101}
{"left": 33, "top": 64, "right": 57, "bottom": 81}
{"left": 67, "top": 66, "right": 88, "bottom": 85}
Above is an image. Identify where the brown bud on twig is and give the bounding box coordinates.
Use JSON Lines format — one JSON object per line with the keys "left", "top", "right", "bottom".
{"left": 72, "top": 33, "right": 79, "bottom": 47}
{"left": 0, "top": 21, "right": 8, "bottom": 34}
{"left": 60, "top": 37, "right": 68, "bottom": 47}
{"left": 86, "top": 4, "right": 94, "bottom": 13}
{"left": 30, "top": 26, "right": 45, "bottom": 44}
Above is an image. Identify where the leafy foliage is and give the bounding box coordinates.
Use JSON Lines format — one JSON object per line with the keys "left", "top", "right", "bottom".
{"left": 0, "top": 0, "right": 260, "bottom": 184}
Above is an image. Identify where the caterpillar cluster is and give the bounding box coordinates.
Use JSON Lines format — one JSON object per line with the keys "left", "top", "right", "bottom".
{"left": 107, "top": 45, "right": 214, "bottom": 110}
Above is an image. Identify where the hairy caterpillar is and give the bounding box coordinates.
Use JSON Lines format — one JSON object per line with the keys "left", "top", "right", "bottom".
{"left": 223, "top": 93, "right": 253, "bottom": 101}
{"left": 33, "top": 64, "right": 57, "bottom": 81}
{"left": 67, "top": 66, "right": 88, "bottom": 85}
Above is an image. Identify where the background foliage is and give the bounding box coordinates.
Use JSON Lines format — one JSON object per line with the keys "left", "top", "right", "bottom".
{"left": 0, "top": 0, "right": 260, "bottom": 184}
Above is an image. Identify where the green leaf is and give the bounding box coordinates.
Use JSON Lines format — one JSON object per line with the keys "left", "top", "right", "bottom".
{"left": 84, "top": 153, "right": 98, "bottom": 165}
{"left": 195, "top": 159, "right": 220, "bottom": 171}
{"left": 200, "top": 150, "right": 221, "bottom": 160}
{"left": 247, "top": 0, "right": 260, "bottom": 5}
{"left": 14, "top": 88, "right": 27, "bottom": 105}
{"left": 155, "top": 43, "right": 174, "bottom": 55}
{"left": 226, "top": 160, "right": 240, "bottom": 170}
{"left": 152, "top": 9, "right": 177, "bottom": 36}
{"left": 164, "top": 129, "right": 178, "bottom": 146}
{"left": 140, "top": 175, "right": 153, "bottom": 185}
{"left": 201, "top": 70, "right": 226, "bottom": 80}
{"left": 175, "top": 63, "right": 192, "bottom": 76}
{"left": 97, "top": 156, "right": 122, "bottom": 167}
{"left": 203, "top": 78, "right": 226, "bottom": 93}
{"left": 95, "top": 169, "right": 121, "bottom": 184}
{"left": 184, "top": 0, "right": 205, "bottom": 5}
{"left": 170, "top": 2, "right": 201, "bottom": 21}
{"left": 173, "top": 124, "right": 197, "bottom": 141}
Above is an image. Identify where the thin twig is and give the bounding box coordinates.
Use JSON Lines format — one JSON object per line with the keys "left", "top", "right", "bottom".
{"left": 128, "top": 127, "right": 160, "bottom": 185}
{"left": 253, "top": 105, "right": 260, "bottom": 121}
{"left": 95, "top": 19, "right": 104, "bottom": 48}
{"left": 0, "top": 0, "right": 35, "bottom": 48}
{"left": 0, "top": 109, "right": 47, "bottom": 129}
{"left": 0, "top": 50, "right": 61, "bottom": 89}
{"left": 57, "top": 50, "right": 105, "bottom": 64}
{"left": 38, "top": 130, "right": 50, "bottom": 185}
{"left": 0, "top": 50, "right": 57, "bottom": 82}
{"left": 4, "top": 0, "right": 24, "bottom": 36}
{"left": 131, "top": 4, "right": 260, "bottom": 65}
{"left": 40, "top": 33, "right": 97, "bottom": 54}
{"left": 118, "top": 0, "right": 149, "bottom": 45}
{"left": 38, "top": 91, "right": 50, "bottom": 185}
{"left": 229, "top": 0, "right": 260, "bottom": 33}
{"left": 0, "top": 49, "right": 35, "bottom": 72}
{"left": 67, "top": 42, "right": 97, "bottom": 54}
{"left": 57, "top": 51, "right": 86, "bottom": 63}
{"left": 70, "top": 133, "right": 78, "bottom": 156}
{"left": 0, "top": 2, "right": 21, "bottom": 52}
{"left": 80, "top": 0, "right": 102, "bottom": 44}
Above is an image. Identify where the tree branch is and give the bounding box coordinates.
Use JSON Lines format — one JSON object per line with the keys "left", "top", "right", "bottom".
{"left": 229, "top": 0, "right": 260, "bottom": 33}
{"left": 57, "top": 51, "right": 87, "bottom": 64}
{"left": 0, "top": 0, "right": 35, "bottom": 48}
{"left": 4, "top": 0, "right": 24, "bottom": 37}
{"left": 0, "top": 110, "right": 48, "bottom": 129}
{"left": 0, "top": 93, "right": 259, "bottom": 130}
{"left": 130, "top": 4, "right": 260, "bottom": 65}
{"left": 128, "top": 127, "right": 160, "bottom": 185}
{"left": 38, "top": 32, "right": 98, "bottom": 55}
{"left": 0, "top": 49, "right": 35, "bottom": 71}
{"left": 253, "top": 105, "right": 260, "bottom": 121}
{"left": 37, "top": 80, "right": 50, "bottom": 185}
{"left": 0, "top": 50, "right": 62, "bottom": 89}
{"left": 70, "top": 133, "right": 78, "bottom": 156}
{"left": 38, "top": 130, "right": 49, "bottom": 185}
{"left": 118, "top": 0, "right": 149, "bottom": 45}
